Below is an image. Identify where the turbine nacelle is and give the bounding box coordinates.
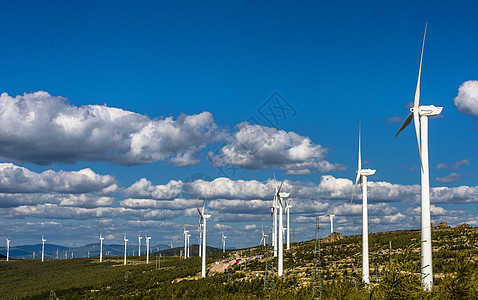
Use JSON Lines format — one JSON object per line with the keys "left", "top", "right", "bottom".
{"left": 359, "top": 169, "right": 376, "bottom": 176}
{"left": 413, "top": 105, "right": 443, "bottom": 116}
{"left": 279, "top": 192, "right": 289, "bottom": 198}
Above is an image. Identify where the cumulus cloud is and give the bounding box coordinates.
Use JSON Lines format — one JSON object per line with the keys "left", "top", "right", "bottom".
{"left": 0, "top": 163, "right": 117, "bottom": 194}
{"left": 453, "top": 80, "right": 478, "bottom": 117}
{"left": 451, "top": 158, "right": 470, "bottom": 170}
{"left": 208, "top": 122, "right": 344, "bottom": 173}
{"left": 244, "top": 224, "right": 257, "bottom": 230}
{"left": 0, "top": 91, "right": 223, "bottom": 166}
{"left": 435, "top": 172, "right": 462, "bottom": 184}
{"left": 124, "top": 178, "right": 184, "bottom": 199}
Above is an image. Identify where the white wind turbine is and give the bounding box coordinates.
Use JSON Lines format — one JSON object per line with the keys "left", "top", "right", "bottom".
{"left": 395, "top": 23, "right": 441, "bottom": 291}
{"left": 138, "top": 235, "right": 142, "bottom": 257}
{"left": 187, "top": 234, "right": 191, "bottom": 258}
{"left": 197, "top": 198, "right": 211, "bottom": 278}
{"left": 260, "top": 226, "right": 268, "bottom": 247}
{"left": 270, "top": 174, "right": 279, "bottom": 257}
{"left": 327, "top": 214, "right": 336, "bottom": 234}
{"left": 275, "top": 179, "right": 289, "bottom": 277}
{"left": 286, "top": 199, "right": 293, "bottom": 250}
{"left": 146, "top": 236, "right": 151, "bottom": 264}
{"left": 99, "top": 234, "right": 104, "bottom": 262}
{"left": 123, "top": 234, "right": 128, "bottom": 265}
{"left": 41, "top": 236, "right": 46, "bottom": 262}
{"left": 351, "top": 121, "right": 376, "bottom": 285}
{"left": 5, "top": 237, "right": 10, "bottom": 261}
{"left": 183, "top": 227, "right": 189, "bottom": 259}
{"left": 221, "top": 232, "right": 227, "bottom": 252}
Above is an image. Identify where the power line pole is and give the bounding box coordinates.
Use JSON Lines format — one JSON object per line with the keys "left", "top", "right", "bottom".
{"left": 312, "top": 217, "right": 322, "bottom": 299}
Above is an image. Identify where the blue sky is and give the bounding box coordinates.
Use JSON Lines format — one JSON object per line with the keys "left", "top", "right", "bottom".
{"left": 1, "top": 0, "right": 477, "bottom": 249}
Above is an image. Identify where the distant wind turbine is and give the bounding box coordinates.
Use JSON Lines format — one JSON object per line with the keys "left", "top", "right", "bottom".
{"left": 221, "top": 232, "right": 227, "bottom": 252}
{"left": 260, "top": 226, "right": 268, "bottom": 247}
{"left": 146, "top": 236, "right": 151, "bottom": 264}
{"left": 41, "top": 236, "right": 46, "bottom": 262}
{"left": 197, "top": 197, "right": 211, "bottom": 278}
{"left": 5, "top": 237, "right": 10, "bottom": 261}
{"left": 351, "top": 121, "right": 376, "bottom": 285}
{"left": 123, "top": 234, "right": 128, "bottom": 265}
{"left": 183, "top": 227, "right": 189, "bottom": 259}
{"left": 99, "top": 234, "right": 104, "bottom": 262}
{"left": 286, "top": 200, "right": 292, "bottom": 250}
{"left": 327, "top": 214, "right": 336, "bottom": 234}
{"left": 275, "top": 179, "right": 289, "bottom": 277}
{"left": 395, "top": 23, "right": 442, "bottom": 291}
{"left": 138, "top": 235, "right": 142, "bottom": 257}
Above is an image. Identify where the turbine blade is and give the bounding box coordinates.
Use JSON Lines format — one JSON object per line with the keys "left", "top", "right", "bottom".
{"left": 277, "top": 180, "right": 285, "bottom": 195}
{"left": 351, "top": 173, "right": 360, "bottom": 204}
{"left": 197, "top": 208, "right": 204, "bottom": 219}
{"left": 358, "top": 121, "right": 361, "bottom": 171}
{"left": 395, "top": 112, "right": 413, "bottom": 137}
{"left": 414, "top": 23, "right": 427, "bottom": 110}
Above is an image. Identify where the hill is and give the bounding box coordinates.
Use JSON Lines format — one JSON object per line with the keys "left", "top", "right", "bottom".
{"left": 0, "top": 226, "right": 477, "bottom": 299}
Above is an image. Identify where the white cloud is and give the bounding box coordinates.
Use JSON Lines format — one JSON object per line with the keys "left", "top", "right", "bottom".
{"left": 244, "top": 224, "right": 257, "bottom": 230}
{"left": 0, "top": 163, "right": 118, "bottom": 194}
{"left": 208, "top": 122, "right": 344, "bottom": 173}
{"left": 214, "top": 223, "right": 232, "bottom": 230}
{"left": 453, "top": 80, "right": 478, "bottom": 117}
{"left": 0, "top": 91, "right": 223, "bottom": 166}
{"left": 124, "top": 178, "right": 184, "bottom": 199}
{"left": 435, "top": 172, "right": 462, "bottom": 184}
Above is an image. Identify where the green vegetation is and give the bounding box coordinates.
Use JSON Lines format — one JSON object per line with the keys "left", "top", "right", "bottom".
{"left": 0, "top": 226, "right": 477, "bottom": 299}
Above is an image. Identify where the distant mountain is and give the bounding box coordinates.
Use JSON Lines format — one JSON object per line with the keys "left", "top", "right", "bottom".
{"left": 0, "top": 242, "right": 172, "bottom": 259}
{"left": 156, "top": 244, "right": 223, "bottom": 257}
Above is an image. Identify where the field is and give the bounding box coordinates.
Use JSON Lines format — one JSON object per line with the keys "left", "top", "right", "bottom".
{"left": 1, "top": 226, "right": 477, "bottom": 299}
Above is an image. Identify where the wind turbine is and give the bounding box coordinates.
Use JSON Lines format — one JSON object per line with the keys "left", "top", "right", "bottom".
{"left": 351, "top": 121, "right": 376, "bottom": 285}
{"left": 275, "top": 179, "right": 289, "bottom": 276}
{"left": 286, "top": 200, "right": 293, "bottom": 250}
{"left": 187, "top": 234, "right": 191, "bottom": 258}
{"left": 99, "top": 234, "right": 104, "bottom": 262}
{"left": 41, "top": 236, "right": 46, "bottom": 262}
{"left": 395, "top": 23, "right": 441, "bottom": 291}
{"left": 123, "top": 234, "right": 128, "bottom": 265}
{"left": 138, "top": 235, "right": 142, "bottom": 257}
{"left": 5, "top": 237, "right": 10, "bottom": 261}
{"left": 327, "top": 214, "right": 336, "bottom": 234}
{"left": 221, "top": 232, "right": 227, "bottom": 252}
{"left": 197, "top": 197, "right": 211, "bottom": 278}
{"left": 183, "top": 227, "right": 189, "bottom": 259}
{"left": 260, "top": 226, "right": 268, "bottom": 247}
{"left": 271, "top": 174, "right": 279, "bottom": 257}
{"left": 146, "top": 236, "right": 151, "bottom": 264}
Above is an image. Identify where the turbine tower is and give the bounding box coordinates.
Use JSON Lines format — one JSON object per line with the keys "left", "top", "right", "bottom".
{"left": 327, "top": 214, "right": 336, "bottom": 234}
{"left": 221, "top": 232, "right": 227, "bottom": 252}
{"left": 146, "top": 236, "right": 151, "bottom": 264}
{"left": 198, "top": 223, "right": 202, "bottom": 257}
{"left": 5, "top": 237, "right": 10, "bottom": 261}
{"left": 138, "top": 235, "right": 142, "bottom": 257}
{"left": 351, "top": 121, "right": 376, "bottom": 285}
{"left": 41, "top": 236, "right": 46, "bottom": 262}
{"left": 99, "top": 234, "right": 104, "bottom": 262}
{"left": 395, "top": 23, "right": 441, "bottom": 291}
{"left": 123, "top": 234, "right": 128, "bottom": 265}
{"left": 197, "top": 198, "right": 211, "bottom": 278}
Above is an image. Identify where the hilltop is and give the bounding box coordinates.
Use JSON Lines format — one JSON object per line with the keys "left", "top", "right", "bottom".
{"left": 1, "top": 225, "right": 477, "bottom": 299}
